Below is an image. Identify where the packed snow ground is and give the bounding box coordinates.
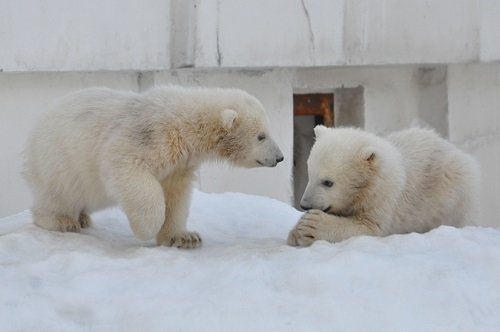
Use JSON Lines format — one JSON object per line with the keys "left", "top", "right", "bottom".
{"left": 1, "top": 190, "right": 499, "bottom": 332}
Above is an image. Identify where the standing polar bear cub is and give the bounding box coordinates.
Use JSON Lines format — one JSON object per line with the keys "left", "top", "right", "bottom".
{"left": 288, "top": 126, "right": 479, "bottom": 247}
{"left": 24, "top": 86, "right": 283, "bottom": 248}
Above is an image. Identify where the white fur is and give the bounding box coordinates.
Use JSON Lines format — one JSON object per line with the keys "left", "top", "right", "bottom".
{"left": 24, "top": 86, "right": 283, "bottom": 248}
{"left": 288, "top": 126, "right": 480, "bottom": 246}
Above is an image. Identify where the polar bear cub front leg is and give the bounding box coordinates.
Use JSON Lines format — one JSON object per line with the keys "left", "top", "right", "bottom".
{"left": 288, "top": 210, "right": 380, "bottom": 247}
{"left": 106, "top": 165, "right": 166, "bottom": 241}
{"left": 156, "top": 169, "right": 201, "bottom": 249}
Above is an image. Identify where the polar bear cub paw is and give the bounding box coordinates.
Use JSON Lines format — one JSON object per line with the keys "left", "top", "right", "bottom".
{"left": 287, "top": 210, "right": 328, "bottom": 247}
{"left": 78, "top": 213, "right": 92, "bottom": 229}
{"left": 57, "top": 216, "right": 82, "bottom": 233}
{"left": 158, "top": 231, "right": 202, "bottom": 249}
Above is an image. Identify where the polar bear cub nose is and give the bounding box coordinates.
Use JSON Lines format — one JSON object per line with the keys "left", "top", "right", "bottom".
{"left": 259, "top": 140, "right": 284, "bottom": 167}
{"left": 300, "top": 196, "right": 312, "bottom": 210}
{"left": 271, "top": 149, "right": 284, "bottom": 166}
{"left": 300, "top": 203, "right": 312, "bottom": 211}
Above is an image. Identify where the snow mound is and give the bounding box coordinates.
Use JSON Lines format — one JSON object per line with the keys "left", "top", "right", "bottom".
{"left": 1, "top": 190, "right": 499, "bottom": 331}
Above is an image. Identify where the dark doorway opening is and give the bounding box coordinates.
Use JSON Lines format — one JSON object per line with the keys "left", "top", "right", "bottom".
{"left": 293, "top": 93, "right": 334, "bottom": 209}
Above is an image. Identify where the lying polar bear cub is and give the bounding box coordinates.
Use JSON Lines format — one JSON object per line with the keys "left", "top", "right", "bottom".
{"left": 24, "top": 86, "right": 283, "bottom": 248}
{"left": 288, "top": 126, "right": 479, "bottom": 247}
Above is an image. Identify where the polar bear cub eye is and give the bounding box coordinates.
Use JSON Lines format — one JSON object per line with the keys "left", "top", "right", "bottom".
{"left": 257, "top": 133, "right": 266, "bottom": 141}
{"left": 321, "top": 180, "right": 334, "bottom": 188}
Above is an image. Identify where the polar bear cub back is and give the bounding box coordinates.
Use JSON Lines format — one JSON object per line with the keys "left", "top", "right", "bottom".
{"left": 288, "top": 126, "right": 479, "bottom": 246}
{"left": 24, "top": 86, "right": 283, "bottom": 248}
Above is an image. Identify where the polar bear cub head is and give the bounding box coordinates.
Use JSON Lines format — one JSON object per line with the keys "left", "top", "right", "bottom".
{"left": 216, "top": 91, "right": 283, "bottom": 168}
{"left": 300, "top": 126, "right": 404, "bottom": 217}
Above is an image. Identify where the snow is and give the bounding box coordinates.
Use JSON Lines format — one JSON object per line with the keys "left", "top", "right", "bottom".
{"left": 1, "top": 190, "right": 499, "bottom": 332}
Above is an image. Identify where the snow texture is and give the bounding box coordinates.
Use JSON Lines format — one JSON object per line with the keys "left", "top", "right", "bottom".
{"left": 1, "top": 190, "right": 499, "bottom": 331}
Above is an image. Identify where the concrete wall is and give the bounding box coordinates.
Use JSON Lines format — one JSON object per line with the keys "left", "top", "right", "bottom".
{"left": 193, "top": 0, "right": 344, "bottom": 67}
{"left": 0, "top": 0, "right": 171, "bottom": 71}
{"left": 334, "top": 86, "right": 365, "bottom": 128}
{"left": 343, "top": 0, "right": 479, "bottom": 65}
{"left": 3, "top": 0, "right": 500, "bottom": 72}
{"left": 480, "top": 0, "right": 500, "bottom": 62}
{"left": 414, "top": 66, "right": 449, "bottom": 137}
{"left": 192, "top": 0, "right": 498, "bottom": 68}
{"left": 448, "top": 63, "right": 500, "bottom": 227}
{"left": 294, "top": 66, "right": 422, "bottom": 135}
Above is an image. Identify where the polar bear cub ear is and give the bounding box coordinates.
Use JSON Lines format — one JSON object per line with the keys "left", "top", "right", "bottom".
{"left": 313, "top": 125, "right": 329, "bottom": 139}
{"left": 221, "top": 109, "right": 238, "bottom": 130}
{"left": 360, "top": 147, "right": 377, "bottom": 163}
